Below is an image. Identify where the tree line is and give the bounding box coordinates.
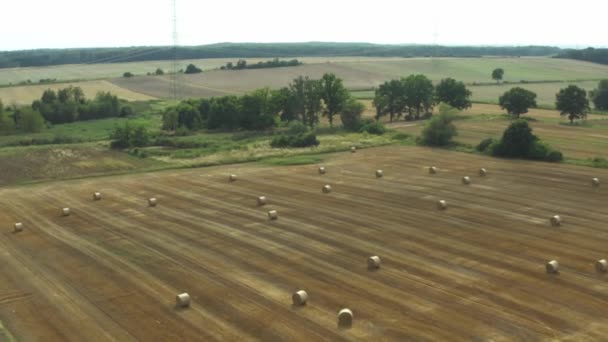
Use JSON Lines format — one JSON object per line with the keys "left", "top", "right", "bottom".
{"left": 0, "top": 86, "right": 131, "bottom": 134}
{"left": 221, "top": 58, "right": 302, "bottom": 70}
{"left": 161, "top": 73, "right": 355, "bottom": 131}
{"left": 498, "top": 80, "right": 608, "bottom": 123}
{"left": 31, "top": 87, "right": 131, "bottom": 124}
{"left": 373, "top": 75, "right": 472, "bottom": 122}
{"left": 0, "top": 43, "right": 561, "bottom": 69}
{"left": 556, "top": 47, "right": 608, "bottom": 65}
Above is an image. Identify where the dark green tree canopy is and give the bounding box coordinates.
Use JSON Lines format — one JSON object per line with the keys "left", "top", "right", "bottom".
{"left": 435, "top": 78, "right": 472, "bottom": 110}
{"left": 498, "top": 87, "right": 538, "bottom": 118}
{"left": 185, "top": 63, "right": 203, "bottom": 74}
{"left": 492, "top": 68, "right": 504, "bottom": 83}
{"left": 373, "top": 79, "right": 405, "bottom": 122}
{"left": 493, "top": 120, "right": 537, "bottom": 158}
{"left": 320, "top": 73, "right": 349, "bottom": 127}
{"left": 402, "top": 74, "right": 435, "bottom": 120}
{"left": 155, "top": 68, "right": 164, "bottom": 75}
{"left": 556, "top": 85, "right": 590, "bottom": 123}
{"left": 591, "top": 79, "right": 608, "bottom": 111}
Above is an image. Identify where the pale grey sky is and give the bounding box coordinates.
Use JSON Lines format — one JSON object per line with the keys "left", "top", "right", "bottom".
{"left": 2, "top": 0, "right": 606, "bottom": 51}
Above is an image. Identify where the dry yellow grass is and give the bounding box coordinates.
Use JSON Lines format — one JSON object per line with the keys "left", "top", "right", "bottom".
{"left": 2, "top": 146, "right": 608, "bottom": 340}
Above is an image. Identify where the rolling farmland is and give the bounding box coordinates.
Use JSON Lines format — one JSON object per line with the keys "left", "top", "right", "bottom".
{"left": 1, "top": 146, "right": 608, "bottom": 340}
{"left": 0, "top": 80, "right": 155, "bottom": 105}
{"left": 111, "top": 57, "right": 608, "bottom": 101}
{"left": 3, "top": 57, "right": 608, "bottom": 106}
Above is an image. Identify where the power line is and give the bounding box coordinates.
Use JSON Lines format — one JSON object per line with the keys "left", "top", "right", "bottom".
{"left": 171, "top": 0, "right": 180, "bottom": 100}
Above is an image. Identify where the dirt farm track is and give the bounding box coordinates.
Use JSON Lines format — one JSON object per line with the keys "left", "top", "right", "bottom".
{"left": 1, "top": 146, "right": 608, "bottom": 341}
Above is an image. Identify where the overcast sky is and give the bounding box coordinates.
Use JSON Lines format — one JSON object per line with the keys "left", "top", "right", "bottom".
{"left": 2, "top": 0, "right": 606, "bottom": 51}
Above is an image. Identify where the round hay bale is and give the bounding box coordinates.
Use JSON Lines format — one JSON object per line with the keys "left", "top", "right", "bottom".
{"left": 257, "top": 196, "right": 267, "bottom": 206}
{"left": 596, "top": 259, "right": 608, "bottom": 273}
{"left": 229, "top": 174, "right": 237, "bottom": 182}
{"left": 338, "top": 308, "right": 353, "bottom": 327}
{"left": 14, "top": 222, "right": 23, "bottom": 233}
{"left": 550, "top": 215, "right": 561, "bottom": 227}
{"left": 592, "top": 178, "right": 600, "bottom": 187}
{"left": 367, "top": 256, "right": 381, "bottom": 269}
{"left": 318, "top": 166, "right": 326, "bottom": 175}
{"left": 62, "top": 208, "right": 71, "bottom": 216}
{"left": 546, "top": 260, "right": 559, "bottom": 274}
{"left": 437, "top": 200, "right": 447, "bottom": 210}
{"left": 322, "top": 185, "right": 332, "bottom": 194}
{"left": 350, "top": 146, "right": 356, "bottom": 153}
{"left": 479, "top": 168, "right": 487, "bottom": 177}
{"left": 462, "top": 176, "right": 471, "bottom": 185}
{"left": 148, "top": 198, "right": 157, "bottom": 207}
{"left": 176, "top": 293, "right": 191, "bottom": 308}
{"left": 268, "top": 210, "right": 278, "bottom": 220}
{"left": 93, "top": 192, "right": 102, "bottom": 201}
{"left": 429, "top": 166, "right": 438, "bottom": 174}
{"left": 375, "top": 170, "right": 384, "bottom": 178}
{"left": 292, "top": 290, "right": 308, "bottom": 306}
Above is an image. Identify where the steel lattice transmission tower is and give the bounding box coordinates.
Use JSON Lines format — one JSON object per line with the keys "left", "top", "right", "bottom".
{"left": 171, "top": 0, "right": 180, "bottom": 100}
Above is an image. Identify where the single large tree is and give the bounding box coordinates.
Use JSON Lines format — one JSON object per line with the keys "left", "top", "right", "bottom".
{"left": 492, "top": 68, "right": 504, "bottom": 83}
{"left": 498, "top": 87, "right": 537, "bottom": 118}
{"left": 319, "top": 73, "right": 349, "bottom": 127}
{"left": 556, "top": 85, "right": 590, "bottom": 123}
{"left": 402, "top": 74, "right": 435, "bottom": 120}
{"left": 591, "top": 79, "right": 608, "bottom": 111}
{"left": 373, "top": 79, "right": 405, "bottom": 122}
{"left": 435, "top": 78, "right": 472, "bottom": 110}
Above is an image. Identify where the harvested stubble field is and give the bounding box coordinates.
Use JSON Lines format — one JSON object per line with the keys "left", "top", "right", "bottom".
{"left": 1, "top": 145, "right": 608, "bottom": 340}
{"left": 110, "top": 57, "right": 608, "bottom": 100}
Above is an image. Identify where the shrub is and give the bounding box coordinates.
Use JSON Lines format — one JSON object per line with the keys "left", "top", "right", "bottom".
{"left": 17, "top": 108, "right": 45, "bottom": 133}
{"left": 527, "top": 140, "right": 551, "bottom": 160}
{"left": 270, "top": 131, "right": 319, "bottom": 148}
{"left": 340, "top": 99, "right": 365, "bottom": 131}
{"left": 486, "top": 120, "right": 563, "bottom": 162}
{"left": 476, "top": 138, "right": 496, "bottom": 152}
{"left": 120, "top": 106, "right": 134, "bottom": 117}
{"left": 419, "top": 109, "right": 458, "bottom": 146}
{"left": 287, "top": 121, "right": 308, "bottom": 135}
{"left": 110, "top": 122, "right": 150, "bottom": 149}
{"left": 492, "top": 120, "right": 536, "bottom": 158}
{"left": 358, "top": 120, "right": 386, "bottom": 135}
{"left": 545, "top": 150, "right": 563, "bottom": 162}
{"left": 123, "top": 72, "right": 134, "bottom": 78}
{"left": 391, "top": 132, "right": 411, "bottom": 141}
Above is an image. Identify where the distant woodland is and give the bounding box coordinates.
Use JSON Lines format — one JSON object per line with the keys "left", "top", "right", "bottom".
{"left": 555, "top": 47, "right": 608, "bottom": 65}
{"left": 0, "top": 43, "right": 563, "bottom": 69}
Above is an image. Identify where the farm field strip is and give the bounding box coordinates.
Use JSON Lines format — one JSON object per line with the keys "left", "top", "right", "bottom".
{"left": 0, "top": 80, "right": 155, "bottom": 105}
{"left": 1, "top": 146, "right": 608, "bottom": 339}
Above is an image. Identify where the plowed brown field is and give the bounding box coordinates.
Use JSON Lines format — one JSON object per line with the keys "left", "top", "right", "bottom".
{"left": 1, "top": 146, "right": 607, "bottom": 340}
